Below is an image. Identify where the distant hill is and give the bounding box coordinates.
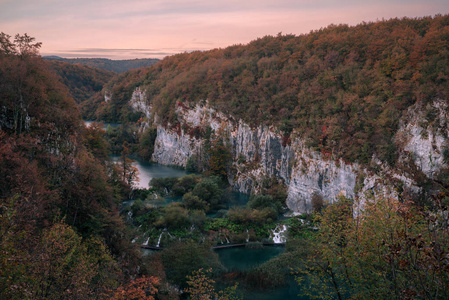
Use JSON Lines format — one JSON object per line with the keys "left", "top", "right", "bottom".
{"left": 46, "top": 60, "right": 114, "bottom": 104}
{"left": 43, "top": 56, "right": 159, "bottom": 73}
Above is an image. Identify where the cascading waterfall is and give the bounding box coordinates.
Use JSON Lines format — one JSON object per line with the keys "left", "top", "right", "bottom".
{"left": 156, "top": 230, "right": 165, "bottom": 247}
{"left": 246, "top": 229, "right": 249, "bottom": 243}
{"left": 272, "top": 224, "right": 288, "bottom": 244}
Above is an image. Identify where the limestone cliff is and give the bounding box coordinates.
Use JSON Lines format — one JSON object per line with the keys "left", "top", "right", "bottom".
{"left": 126, "top": 89, "right": 447, "bottom": 214}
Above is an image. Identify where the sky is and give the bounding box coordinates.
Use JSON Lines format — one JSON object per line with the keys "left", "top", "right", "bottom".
{"left": 0, "top": 0, "right": 448, "bottom": 60}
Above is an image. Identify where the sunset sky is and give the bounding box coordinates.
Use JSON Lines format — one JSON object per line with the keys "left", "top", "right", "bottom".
{"left": 1, "top": 0, "right": 448, "bottom": 59}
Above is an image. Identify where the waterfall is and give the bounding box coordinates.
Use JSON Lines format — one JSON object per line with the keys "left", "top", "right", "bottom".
{"left": 143, "top": 237, "right": 150, "bottom": 246}
{"left": 246, "top": 229, "right": 249, "bottom": 243}
{"left": 156, "top": 232, "right": 164, "bottom": 247}
{"left": 272, "top": 224, "right": 288, "bottom": 244}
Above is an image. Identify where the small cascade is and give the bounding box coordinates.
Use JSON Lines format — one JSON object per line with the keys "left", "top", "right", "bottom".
{"left": 143, "top": 237, "right": 150, "bottom": 246}
{"left": 246, "top": 229, "right": 250, "bottom": 243}
{"left": 156, "top": 231, "right": 164, "bottom": 247}
{"left": 132, "top": 237, "right": 138, "bottom": 244}
{"left": 225, "top": 236, "right": 230, "bottom": 244}
{"left": 271, "top": 224, "right": 288, "bottom": 244}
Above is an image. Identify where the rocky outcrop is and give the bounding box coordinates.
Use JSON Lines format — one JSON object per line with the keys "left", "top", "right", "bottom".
{"left": 395, "top": 99, "right": 449, "bottom": 179}
{"left": 286, "top": 149, "right": 358, "bottom": 213}
{"left": 152, "top": 125, "right": 201, "bottom": 166}
{"left": 129, "top": 87, "right": 151, "bottom": 118}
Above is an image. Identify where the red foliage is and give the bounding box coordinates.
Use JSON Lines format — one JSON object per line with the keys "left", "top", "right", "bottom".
{"left": 177, "top": 101, "right": 188, "bottom": 110}
{"left": 171, "top": 122, "right": 182, "bottom": 136}
{"left": 188, "top": 126, "right": 204, "bottom": 139}
{"left": 112, "top": 276, "right": 160, "bottom": 300}
{"left": 281, "top": 135, "right": 291, "bottom": 147}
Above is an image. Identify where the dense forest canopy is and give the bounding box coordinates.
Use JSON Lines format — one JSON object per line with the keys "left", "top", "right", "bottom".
{"left": 47, "top": 60, "right": 115, "bottom": 104}
{"left": 94, "top": 15, "right": 449, "bottom": 165}
{"left": 44, "top": 56, "right": 160, "bottom": 73}
{"left": 0, "top": 32, "right": 155, "bottom": 298}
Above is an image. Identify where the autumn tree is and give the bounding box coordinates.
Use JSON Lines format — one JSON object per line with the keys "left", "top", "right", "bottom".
{"left": 186, "top": 268, "right": 240, "bottom": 300}
{"left": 0, "top": 32, "right": 41, "bottom": 57}
{"left": 83, "top": 122, "right": 109, "bottom": 160}
{"left": 111, "top": 276, "right": 159, "bottom": 300}
{"left": 208, "top": 124, "right": 231, "bottom": 179}
{"left": 298, "top": 196, "right": 449, "bottom": 299}
{"left": 0, "top": 32, "right": 150, "bottom": 299}
{"left": 119, "top": 142, "right": 139, "bottom": 187}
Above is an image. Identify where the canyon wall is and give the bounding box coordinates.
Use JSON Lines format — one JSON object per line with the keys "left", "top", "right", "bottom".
{"left": 127, "top": 87, "right": 447, "bottom": 214}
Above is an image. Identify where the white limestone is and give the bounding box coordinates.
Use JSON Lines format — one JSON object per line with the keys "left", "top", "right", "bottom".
{"left": 123, "top": 91, "right": 448, "bottom": 214}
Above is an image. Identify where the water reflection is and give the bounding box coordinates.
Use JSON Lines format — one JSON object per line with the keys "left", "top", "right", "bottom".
{"left": 109, "top": 155, "right": 187, "bottom": 189}
{"left": 217, "top": 245, "right": 284, "bottom": 271}
{"left": 84, "top": 120, "right": 121, "bottom": 130}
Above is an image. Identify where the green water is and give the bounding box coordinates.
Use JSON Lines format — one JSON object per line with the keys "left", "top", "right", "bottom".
{"left": 217, "top": 246, "right": 305, "bottom": 299}
{"left": 217, "top": 245, "right": 285, "bottom": 271}
{"left": 110, "top": 154, "right": 187, "bottom": 189}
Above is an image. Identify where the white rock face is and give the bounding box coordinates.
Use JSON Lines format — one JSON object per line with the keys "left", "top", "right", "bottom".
{"left": 130, "top": 87, "right": 151, "bottom": 118}
{"left": 395, "top": 99, "right": 449, "bottom": 178}
{"left": 286, "top": 150, "right": 358, "bottom": 213}
{"left": 231, "top": 123, "right": 294, "bottom": 184}
{"left": 152, "top": 125, "right": 201, "bottom": 166}
{"left": 104, "top": 90, "right": 112, "bottom": 103}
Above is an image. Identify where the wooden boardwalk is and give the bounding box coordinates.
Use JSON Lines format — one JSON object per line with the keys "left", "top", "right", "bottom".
{"left": 140, "top": 242, "right": 284, "bottom": 251}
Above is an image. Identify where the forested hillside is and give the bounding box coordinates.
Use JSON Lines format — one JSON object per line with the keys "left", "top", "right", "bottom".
{"left": 44, "top": 56, "right": 160, "bottom": 73}
{"left": 46, "top": 60, "right": 114, "bottom": 104}
{"left": 0, "top": 33, "right": 158, "bottom": 298}
{"left": 2, "top": 14, "right": 449, "bottom": 299}
{"left": 95, "top": 15, "right": 449, "bottom": 166}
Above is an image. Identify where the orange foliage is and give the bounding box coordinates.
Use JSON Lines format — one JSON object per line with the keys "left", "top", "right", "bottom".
{"left": 112, "top": 276, "right": 160, "bottom": 300}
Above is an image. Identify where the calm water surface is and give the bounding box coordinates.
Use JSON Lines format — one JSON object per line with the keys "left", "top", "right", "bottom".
{"left": 217, "top": 246, "right": 305, "bottom": 299}
{"left": 110, "top": 154, "right": 187, "bottom": 189}
{"left": 217, "top": 245, "right": 285, "bottom": 271}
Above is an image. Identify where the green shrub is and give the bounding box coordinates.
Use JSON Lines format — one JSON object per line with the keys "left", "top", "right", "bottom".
{"left": 154, "top": 203, "right": 190, "bottom": 230}
{"left": 183, "top": 192, "right": 210, "bottom": 211}
{"left": 161, "top": 240, "right": 223, "bottom": 289}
